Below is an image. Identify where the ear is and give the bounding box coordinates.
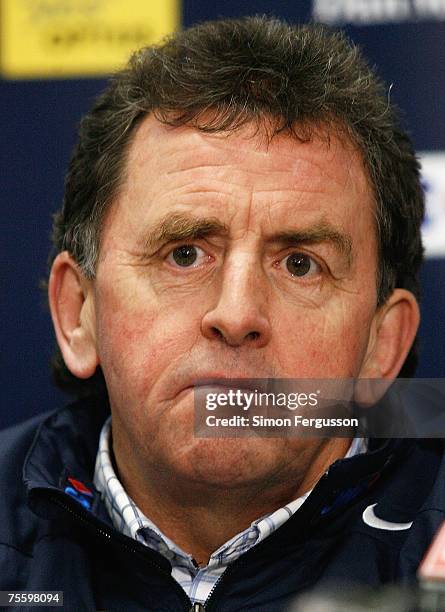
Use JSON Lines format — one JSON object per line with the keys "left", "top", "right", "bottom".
{"left": 359, "top": 288, "right": 420, "bottom": 380}
{"left": 48, "top": 251, "right": 99, "bottom": 379}
{"left": 355, "top": 289, "right": 420, "bottom": 404}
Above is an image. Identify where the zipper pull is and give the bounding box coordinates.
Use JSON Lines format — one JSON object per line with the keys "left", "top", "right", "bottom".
{"left": 189, "top": 604, "right": 206, "bottom": 612}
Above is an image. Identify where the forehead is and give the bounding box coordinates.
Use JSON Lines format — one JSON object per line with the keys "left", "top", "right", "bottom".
{"left": 126, "top": 115, "right": 370, "bottom": 192}
{"left": 108, "top": 114, "right": 375, "bottom": 248}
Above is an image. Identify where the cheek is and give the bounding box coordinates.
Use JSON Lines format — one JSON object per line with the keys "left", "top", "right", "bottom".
{"left": 273, "top": 296, "right": 374, "bottom": 377}
{"left": 94, "top": 278, "right": 202, "bottom": 401}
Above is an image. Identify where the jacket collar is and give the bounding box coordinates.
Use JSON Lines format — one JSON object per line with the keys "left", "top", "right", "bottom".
{"left": 23, "top": 396, "right": 110, "bottom": 521}
{"left": 22, "top": 396, "right": 406, "bottom": 525}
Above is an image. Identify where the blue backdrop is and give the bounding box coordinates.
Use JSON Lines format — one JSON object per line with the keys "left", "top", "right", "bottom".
{"left": 1, "top": 0, "right": 444, "bottom": 428}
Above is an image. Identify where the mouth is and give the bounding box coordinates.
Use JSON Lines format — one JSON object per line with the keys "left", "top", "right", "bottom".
{"left": 177, "top": 376, "right": 269, "bottom": 399}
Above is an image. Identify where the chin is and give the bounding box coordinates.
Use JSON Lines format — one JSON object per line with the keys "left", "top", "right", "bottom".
{"left": 168, "top": 436, "right": 285, "bottom": 487}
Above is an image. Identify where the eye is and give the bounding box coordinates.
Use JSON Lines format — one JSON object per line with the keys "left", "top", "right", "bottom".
{"left": 166, "top": 245, "right": 208, "bottom": 268}
{"left": 284, "top": 252, "right": 321, "bottom": 278}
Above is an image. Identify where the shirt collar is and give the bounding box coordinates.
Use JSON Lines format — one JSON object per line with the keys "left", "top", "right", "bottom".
{"left": 94, "top": 415, "right": 367, "bottom": 569}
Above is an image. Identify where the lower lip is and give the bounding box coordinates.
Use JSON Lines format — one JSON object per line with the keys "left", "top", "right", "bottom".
{"left": 179, "top": 384, "right": 259, "bottom": 397}
{"left": 174, "top": 386, "right": 194, "bottom": 400}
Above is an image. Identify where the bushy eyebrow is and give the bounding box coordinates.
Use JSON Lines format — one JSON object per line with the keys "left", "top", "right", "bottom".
{"left": 140, "top": 213, "right": 352, "bottom": 265}
{"left": 271, "top": 224, "right": 353, "bottom": 266}
{"left": 141, "top": 213, "right": 229, "bottom": 251}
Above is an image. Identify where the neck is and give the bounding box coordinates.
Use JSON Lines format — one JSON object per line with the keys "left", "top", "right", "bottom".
{"left": 112, "top": 437, "right": 351, "bottom": 565}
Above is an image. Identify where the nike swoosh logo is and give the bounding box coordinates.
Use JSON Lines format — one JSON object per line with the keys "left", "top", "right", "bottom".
{"left": 362, "top": 504, "right": 413, "bottom": 531}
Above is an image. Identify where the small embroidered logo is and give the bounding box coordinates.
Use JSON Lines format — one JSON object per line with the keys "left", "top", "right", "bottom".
{"left": 67, "top": 477, "right": 93, "bottom": 497}
{"left": 64, "top": 477, "right": 94, "bottom": 510}
{"left": 362, "top": 504, "right": 413, "bottom": 531}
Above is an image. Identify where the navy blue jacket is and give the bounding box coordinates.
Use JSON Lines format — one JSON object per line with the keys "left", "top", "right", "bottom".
{"left": 1, "top": 397, "right": 444, "bottom": 611}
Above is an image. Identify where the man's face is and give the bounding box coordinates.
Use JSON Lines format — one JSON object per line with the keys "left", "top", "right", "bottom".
{"left": 91, "top": 116, "right": 378, "bottom": 489}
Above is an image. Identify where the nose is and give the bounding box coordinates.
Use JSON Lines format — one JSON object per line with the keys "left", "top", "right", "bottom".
{"left": 201, "top": 254, "right": 271, "bottom": 348}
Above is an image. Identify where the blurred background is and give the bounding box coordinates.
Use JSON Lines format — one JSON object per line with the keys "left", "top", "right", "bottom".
{"left": 1, "top": 0, "right": 444, "bottom": 429}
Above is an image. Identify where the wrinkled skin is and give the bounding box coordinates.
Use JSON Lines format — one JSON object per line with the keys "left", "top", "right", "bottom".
{"left": 93, "top": 118, "right": 377, "bottom": 493}
{"left": 51, "top": 116, "right": 418, "bottom": 559}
